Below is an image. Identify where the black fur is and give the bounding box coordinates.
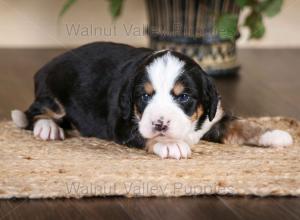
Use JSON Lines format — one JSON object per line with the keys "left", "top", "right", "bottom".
{"left": 24, "top": 42, "right": 222, "bottom": 148}
{"left": 202, "top": 114, "right": 237, "bottom": 143}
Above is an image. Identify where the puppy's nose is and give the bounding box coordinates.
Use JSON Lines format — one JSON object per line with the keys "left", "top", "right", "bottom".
{"left": 153, "top": 119, "right": 169, "bottom": 132}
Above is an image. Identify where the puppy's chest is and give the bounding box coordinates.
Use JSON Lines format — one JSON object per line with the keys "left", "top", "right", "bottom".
{"left": 184, "top": 129, "right": 207, "bottom": 145}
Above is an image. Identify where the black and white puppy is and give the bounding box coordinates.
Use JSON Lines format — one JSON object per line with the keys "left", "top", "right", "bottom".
{"left": 11, "top": 42, "right": 293, "bottom": 159}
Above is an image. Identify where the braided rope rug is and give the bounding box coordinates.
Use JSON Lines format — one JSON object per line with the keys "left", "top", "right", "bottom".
{"left": 0, "top": 117, "right": 299, "bottom": 199}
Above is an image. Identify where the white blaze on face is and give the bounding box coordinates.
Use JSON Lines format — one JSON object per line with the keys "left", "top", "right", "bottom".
{"left": 138, "top": 52, "right": 192, "bottom": 140}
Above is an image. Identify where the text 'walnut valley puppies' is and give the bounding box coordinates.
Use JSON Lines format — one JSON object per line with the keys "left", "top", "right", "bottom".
{"left": 11, "top": 42, "right": 293, "bottom": 159}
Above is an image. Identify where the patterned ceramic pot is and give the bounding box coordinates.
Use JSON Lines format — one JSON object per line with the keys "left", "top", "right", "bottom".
{"left": 146, "top": 0, "right": 240, "bottom": 76}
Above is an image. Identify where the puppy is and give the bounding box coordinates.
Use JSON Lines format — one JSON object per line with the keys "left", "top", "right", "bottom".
{"left": 11, "top": 42, "right": 293, "bottom": 159}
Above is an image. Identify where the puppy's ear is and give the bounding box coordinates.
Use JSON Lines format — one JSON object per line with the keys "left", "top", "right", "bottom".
{"left": 202, "top": 74, "right": 219, "bottom": 121}
{"left": 119, "top": 80, "right": 133, "bottom": 120}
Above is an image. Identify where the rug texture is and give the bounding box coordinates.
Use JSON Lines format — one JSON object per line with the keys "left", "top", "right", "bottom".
{"left": 0, "top": 117, "right": 299, "bottom": 199}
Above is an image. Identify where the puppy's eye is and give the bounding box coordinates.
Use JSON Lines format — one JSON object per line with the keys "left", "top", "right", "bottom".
{"left": 141, "top": 94, "right": 152, "bottom": 103}
{"left": 175, "top": 93, "right": 190, "bottom": 103}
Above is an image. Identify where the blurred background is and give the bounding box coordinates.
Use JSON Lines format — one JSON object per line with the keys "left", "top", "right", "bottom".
{"left": 0, "top": 0, "right": 299, "bottom": 48}
{"left": 0, "top": 0, "right": 299, "bottom": 119}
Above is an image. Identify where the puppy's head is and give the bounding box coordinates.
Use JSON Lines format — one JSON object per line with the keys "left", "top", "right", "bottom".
{"left": 126, "top": 50, "right": 219, "bottom": 140}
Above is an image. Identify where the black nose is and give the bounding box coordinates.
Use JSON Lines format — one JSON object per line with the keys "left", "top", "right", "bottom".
{"left": 153, "top": 120, "right": 168, "bottom": 132}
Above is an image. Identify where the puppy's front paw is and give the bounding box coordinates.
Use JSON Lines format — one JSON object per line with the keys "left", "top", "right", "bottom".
{"left": 150, "top": 141, "right": 191, "bottom": 159}
{"left": 258, "top": 130, "right": 293, "bottom": 148}
{"left": 33, "top": 119, "right": 65, "bottom": 141}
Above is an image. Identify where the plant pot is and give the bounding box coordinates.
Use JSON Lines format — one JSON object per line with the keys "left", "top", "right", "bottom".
{"left": 145, "top": 0, "right": 240, "bottom": 76}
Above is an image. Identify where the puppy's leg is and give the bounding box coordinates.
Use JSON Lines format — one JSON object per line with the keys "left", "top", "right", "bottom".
{"left": 146, "top": 138, "right": 191, "bottom": 159}
{"left": 11, "top": 97, "right": 66, "bottom": 141}
{"left": 203, "top": 115, "right": 293, "bottom": 148}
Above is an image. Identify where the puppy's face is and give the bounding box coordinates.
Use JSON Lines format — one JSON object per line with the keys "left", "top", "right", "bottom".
{"left": 133, "top": 51, "right": 218, "bottom": 141}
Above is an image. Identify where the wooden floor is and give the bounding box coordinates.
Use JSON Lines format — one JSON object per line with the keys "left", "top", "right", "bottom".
{"left": 0, "top": 49, "right": 299, "bottom": 220}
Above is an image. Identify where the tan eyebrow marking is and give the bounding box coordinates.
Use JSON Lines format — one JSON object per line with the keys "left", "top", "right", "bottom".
{"left": 144, "top": 82, "right": 154, "bottom": 95}
{"left": 173, "top": 82, "right": 185, "bottom": 96}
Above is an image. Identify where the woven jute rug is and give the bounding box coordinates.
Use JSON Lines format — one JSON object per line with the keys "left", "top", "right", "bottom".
{"left": 0, "top": 117, "right": 299, "bottom": 199}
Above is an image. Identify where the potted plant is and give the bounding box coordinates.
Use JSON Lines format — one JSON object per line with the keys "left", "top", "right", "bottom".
{"left": 60, "top": 0, "right": 283, "bottom": 76}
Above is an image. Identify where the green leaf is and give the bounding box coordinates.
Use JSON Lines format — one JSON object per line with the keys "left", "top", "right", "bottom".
{"left": 234, "top": 0, "right": 248, "bottom": 8}
{"left": 259, "top": 0, "right": 283, "bottom": 17}
{"left": 59, "top": 0, "right": 77, "bottom": 18}
{"left": 250, "top": 19, "right": 265, "bottom": 38}
{"left": 245, "top": 12, "right": 265, "bottom": 39}
{"left": 109, "top": 0, "right": 123, "bottom": 19}
{"left": 217, "top": 14, "right": 239, "bottom": 41}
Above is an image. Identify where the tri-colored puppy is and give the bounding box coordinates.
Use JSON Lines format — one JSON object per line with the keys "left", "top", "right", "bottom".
{"left": 12, "top": 42, "right": 293, "bottom": 159}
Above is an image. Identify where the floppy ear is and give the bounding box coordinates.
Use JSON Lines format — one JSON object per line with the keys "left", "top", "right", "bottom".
{"left": 119, "top": 79, "right": 134, "bottom": 120}
{"left": 202, "top": 74, "right": 220, "bottom": 121}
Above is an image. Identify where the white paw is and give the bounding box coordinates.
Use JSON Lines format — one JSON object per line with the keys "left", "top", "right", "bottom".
{"left": 153, "top": 141, "right": 191, "bottom": 159}
{"left": 11, "top": 109, "right": 28, "bottom": 128}
{"left": 258, "top": 130, "right": 293, "bottom": 148}
{"left": 33, "top": 119, "right": 65, "bottom": 141}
